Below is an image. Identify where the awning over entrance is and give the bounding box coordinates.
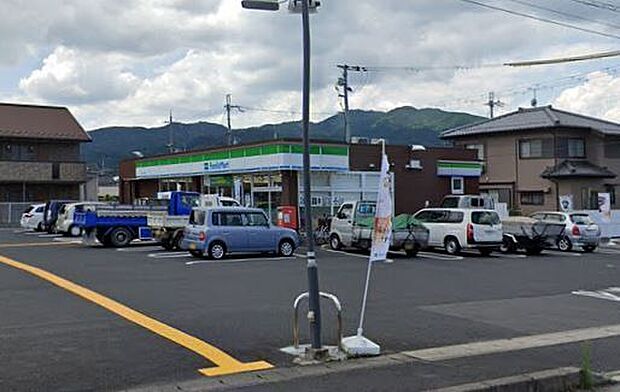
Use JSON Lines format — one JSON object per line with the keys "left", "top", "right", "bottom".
{"left": 541, "top": 160, "right": 617, "bottom": 179}
{"left": 436, "top": 160, "right": 483, "bottom": 177}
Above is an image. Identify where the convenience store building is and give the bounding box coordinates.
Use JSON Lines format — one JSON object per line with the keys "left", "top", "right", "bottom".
{"left": 119, "top": 139, "right": 481, "bottom": 222}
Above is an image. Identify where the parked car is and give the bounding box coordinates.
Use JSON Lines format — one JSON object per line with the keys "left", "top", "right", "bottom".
{"left": 181, "top": 207, "right": 301, "bottom": 260}
{"left": 42, "top": 200, "right": 75, "bottom": 233}
{"left": 440, "top": 195, "right": 495, "bottom": 209}
{"left": 20, "top": 203, "right": 46, "bottom": 231}
{"left": 529, "top": 211, "right": 600, "bottom": 252}
{"left": 150, "top": 193, "right": 241, "bottom": 251}
{"left": 329, "top": 200, "right": 429, "bottom": 257}
{"left": 56, "top": 202, "right": 106, "bottom": 237}
{"left": 413, "top": 208, "right": 503, "bottom": 256}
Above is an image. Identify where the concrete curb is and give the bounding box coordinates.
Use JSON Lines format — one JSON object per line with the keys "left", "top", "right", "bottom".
{"left": 427, "top": 367, "right": 604, "bottom": 392}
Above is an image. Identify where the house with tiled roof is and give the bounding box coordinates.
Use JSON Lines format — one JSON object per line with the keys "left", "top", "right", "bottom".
{"left": 0, "top": 102, "right": 91, "bottom": 202}
{"left": 442, "top": 105, "right": 620, "bottom": 214}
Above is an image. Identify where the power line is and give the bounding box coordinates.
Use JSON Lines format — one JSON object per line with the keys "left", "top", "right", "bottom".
{"left": 504, "top": 0, "right": 620, "bottom": 31}
{"left": 455, "top": 0, "right": 620, "bottom": 40}
{"left": 568, "top": 0, "right": 620, "bottom": 13}
{"left": 239, "top": 106, "right": 334, "bottom": 116}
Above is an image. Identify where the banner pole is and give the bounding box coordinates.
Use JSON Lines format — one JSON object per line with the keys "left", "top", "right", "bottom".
{"left": 356, "top": 258, "right": 373, "bottom": 336}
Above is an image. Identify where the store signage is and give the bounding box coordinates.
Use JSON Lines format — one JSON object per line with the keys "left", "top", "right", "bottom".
{"left": 204, "top": 160, "right": 230, "bottom": 172}
{"left": 135, "top": 144, "right": 349, "bottom": 179}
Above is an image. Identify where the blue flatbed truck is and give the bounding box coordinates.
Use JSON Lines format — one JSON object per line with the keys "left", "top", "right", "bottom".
{"left": 75, "top": 191, "right": 199, "bottom": 247}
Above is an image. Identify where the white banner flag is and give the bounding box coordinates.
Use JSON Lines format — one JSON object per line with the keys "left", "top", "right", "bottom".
{"left": 598, "top": 192, "right": 612, "bottom": 222}
{"left": 370, "top": 153, "right": 393, "bottom": 262}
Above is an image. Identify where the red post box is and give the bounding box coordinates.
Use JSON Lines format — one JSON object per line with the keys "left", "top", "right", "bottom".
{"left": 277, "top": 206, "right": 298, "bottom": 231}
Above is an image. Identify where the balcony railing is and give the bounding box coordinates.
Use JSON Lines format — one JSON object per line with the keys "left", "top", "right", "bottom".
{"left": 0, "top": 160, "right": 86, "bottom": 183}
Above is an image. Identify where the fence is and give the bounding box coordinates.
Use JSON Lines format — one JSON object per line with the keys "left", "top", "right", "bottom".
{"left": 0, "top": 202, "right": 34, "bottom": 227}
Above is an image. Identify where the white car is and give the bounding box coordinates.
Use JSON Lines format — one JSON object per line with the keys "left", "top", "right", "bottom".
{"left": 20, "top": 203, "right": 46, "bottom": 231}
{"left": 413, "top": 208, "right": 503, "bottom": 256}
{"left": 56, "top": 202, "right": 106, "bottom": 236}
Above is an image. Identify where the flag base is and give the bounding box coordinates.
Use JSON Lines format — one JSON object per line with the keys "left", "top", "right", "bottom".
{"left": 341, "top": 335, "right": 381, "bottom": 357}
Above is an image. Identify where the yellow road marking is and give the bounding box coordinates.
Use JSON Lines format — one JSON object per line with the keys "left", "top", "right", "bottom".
{"left": 0, "top": 242, "right": 79, "bottom": 249}
{"left": 0, "top": 254, "right": 273, "bottom": 377}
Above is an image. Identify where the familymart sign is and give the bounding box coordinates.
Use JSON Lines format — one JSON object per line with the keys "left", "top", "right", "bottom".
{"left": 136, "top": 144, "right": 350, "bottom": 179}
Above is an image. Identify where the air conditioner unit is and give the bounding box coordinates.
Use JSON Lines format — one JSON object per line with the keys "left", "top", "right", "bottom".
{"left": 406, "top": 160, "right": 423, "bottom": 170}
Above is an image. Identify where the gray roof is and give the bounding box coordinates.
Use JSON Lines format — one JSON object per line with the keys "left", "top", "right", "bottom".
{"left": 441, "top": 106, "right": 620, "bottom": 139}
{"left": 541, "top": 160, "right": 616, "bottom": 179}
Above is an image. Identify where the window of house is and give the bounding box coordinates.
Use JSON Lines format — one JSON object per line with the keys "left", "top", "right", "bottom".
{"left": 451, "top": 177, "right": 464, "bottom": 195}
{"left": 519, "top": 139, "right": 553, "bottom": 159}
{"left": 520, "top": 191, "right": 545, "bottom": 205}
{"left": 557, "top": 138, "right": 585, "bottom": 158}
{"left": 465, "top": 143, "right": 485, "bottom": 160}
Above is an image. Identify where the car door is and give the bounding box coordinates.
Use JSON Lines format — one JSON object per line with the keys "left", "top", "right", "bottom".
{"left": 219, "top": 212, "right": 248, "bottom": 252}
{"left": 245, "top": 212, "right": 274, "bottom": 251}
{"left": 414, "top": 210, "right": 443, "bottom": 246}
{"left": 332, "top": 203, "right": 355, "bottom": 246}
{"left": 470, "top": 211, "right": 502, "bottom": 243}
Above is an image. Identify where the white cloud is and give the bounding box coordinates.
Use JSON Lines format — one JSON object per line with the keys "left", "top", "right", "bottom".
{"left": 553, "top": 71, "right": 620, "bottom": 122}
{"left": 19, "top": 46, "right": 140, "bottom": 104}
{"left": 5, "top": 0, "right": 620, "bottom": 129}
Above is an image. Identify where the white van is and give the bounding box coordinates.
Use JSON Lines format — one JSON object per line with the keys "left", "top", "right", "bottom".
{"left": 413, "top": 208, "right": 503, "bottom": 256}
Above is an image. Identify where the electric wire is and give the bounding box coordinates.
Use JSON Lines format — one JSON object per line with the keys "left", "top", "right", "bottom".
{"left": 455, "top": 0, "right": 620, "bottom": 40}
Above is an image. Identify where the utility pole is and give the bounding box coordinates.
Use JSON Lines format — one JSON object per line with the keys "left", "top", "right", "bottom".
{"left": 336, "top": 64, "right": 353, "bottom": 143}
{"left": 166, "top": 110, "right": 175, "bottom": 153}
{"left": 485, "top": 92, "right": 504, "bottom": 119}
{"left": 225, "top": 94, "right": 242, "bottom": 146}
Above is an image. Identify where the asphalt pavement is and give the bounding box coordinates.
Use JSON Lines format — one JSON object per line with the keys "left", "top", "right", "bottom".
{"left": 2, "top": 228, "right": 620, "bottom": 391}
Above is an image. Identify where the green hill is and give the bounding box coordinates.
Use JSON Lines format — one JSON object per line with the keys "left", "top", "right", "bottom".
{"left": 83, "top": 106, "right": 485, "bottom": 173}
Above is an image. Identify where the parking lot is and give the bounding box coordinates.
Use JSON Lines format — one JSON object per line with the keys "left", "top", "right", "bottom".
{"left": 3, "top": 228, "right": 620, "bottom": 391}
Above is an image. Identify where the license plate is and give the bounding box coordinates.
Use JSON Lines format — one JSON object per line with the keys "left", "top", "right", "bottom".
{"left": 189, "top": 243, "right": 196, "bottom": 250}
{"left": 587, "top": 227, "right": 597, "bottom": 231}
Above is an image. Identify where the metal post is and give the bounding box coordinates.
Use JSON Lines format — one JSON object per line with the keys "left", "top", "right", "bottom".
{"left": 301, "top": 0, "right": 322, "bottom": 352}
{"left": 226, "top": 94, "right": 233, "bottom": 146}
{"left": 343, "top": 65, "right": 350, "bottom": 143}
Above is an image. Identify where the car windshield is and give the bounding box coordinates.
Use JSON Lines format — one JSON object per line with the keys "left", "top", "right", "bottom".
{"left": 570, "top": 214, "right": 593, "bottom": 225}
{"left": 24, "top": 206, "right": 34, "bottom": 213}
{"left": 441, "top": 197, "right": 459, "bottom": 208}
{"left": 472, "top": 211, "right": 500, "bottom": 225}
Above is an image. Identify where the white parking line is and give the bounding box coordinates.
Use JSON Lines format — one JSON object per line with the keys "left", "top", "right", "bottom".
{"left": 417, "top": 251, "right": 464, "bottom": 261}
{"left": 148, "top": 252, "right": 191, "bottom": 259}
{"left": 322, "top": 248, "right": 394, "bottom": 263}
{"left": 22, "top": 232, "right": 41, "bottom": 236}
{"left": 186, "top": 256, "right": 297, "bottom": 266}
{"left": 598, "top": 249, "right": 620, "bottom": 255}
{"left": 117, "top": 246, "right": 163, "bottom": 252}
{"left": 37, "top": 234, "right": 63, "bottom": 238}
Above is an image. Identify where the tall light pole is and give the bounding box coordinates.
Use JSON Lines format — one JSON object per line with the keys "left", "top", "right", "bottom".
{"left": 241, "top": 0, "right": 324, "bottom": 355}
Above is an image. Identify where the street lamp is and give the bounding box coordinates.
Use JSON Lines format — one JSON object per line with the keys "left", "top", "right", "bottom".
{"left": 242, "top": 0, "right": 325, "bottom": 356}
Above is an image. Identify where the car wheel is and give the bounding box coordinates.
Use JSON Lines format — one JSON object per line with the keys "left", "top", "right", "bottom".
{"left": 110, "top": 227, "right": 133, "bottom": 248}
{"left": 189, "top": 250, "right": 204, "bottom": 258}
{"left": 444, "top": 237, "right": 461, "bottom": 255}
{"left": 208, "top": 242, "right": 226, "bottom": 260}
{"left": 557, "top": 236, "right": 573, "bottom": 252}
{"left": 161, "top": 237, "right": 175, "bottom": 251}
{"left": 500, "top": 236, "right": 516, "bottom": 253}
{"left": 173, "top": 232, "right": 185, "bottom": 250}
{"left": 69, "top": 225, "right": 82, "bottom": 237}
{"left": 525, "top": 246, "right": 543, "bottom": 256}
{"left": 36, "top": 222, "right": 43, "bottom": 232}
{"left": 279, "top": 239, "right": 295, "bottom": 257}
{"left": 329, "top": 234, "right": 342, "bottom": 250}
{"left": 582, "top": 245, "right": 596, "bottom": 253}
{"left": 405, "top": 245, "right": 419, "bottom": 258}
{"left": 479, "top": 248, "right": 493, "bottom": 257}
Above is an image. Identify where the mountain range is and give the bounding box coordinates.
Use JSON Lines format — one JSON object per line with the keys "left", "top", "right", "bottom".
{"left": 83, "top": 106, "right": 486, "bottom": 174}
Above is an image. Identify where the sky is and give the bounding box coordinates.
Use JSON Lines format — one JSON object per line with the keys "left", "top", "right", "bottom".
{"left": 1, "top": 0, "right": 620, "bottom": 130}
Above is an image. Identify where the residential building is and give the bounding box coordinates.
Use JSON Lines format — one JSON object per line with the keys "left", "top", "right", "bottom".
{"left": 442, "top": 106, "right": 620, "bottom": 214}
{"left": 119, "top": 139, "right": 480, "bottom": 223}
{"left": 0, "top": 103, "right": 91, "bottom": 202}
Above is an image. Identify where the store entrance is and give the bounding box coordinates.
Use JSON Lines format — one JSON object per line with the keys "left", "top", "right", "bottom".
{"left": 249, "top": 173, "right": 283, "bottom": 223}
